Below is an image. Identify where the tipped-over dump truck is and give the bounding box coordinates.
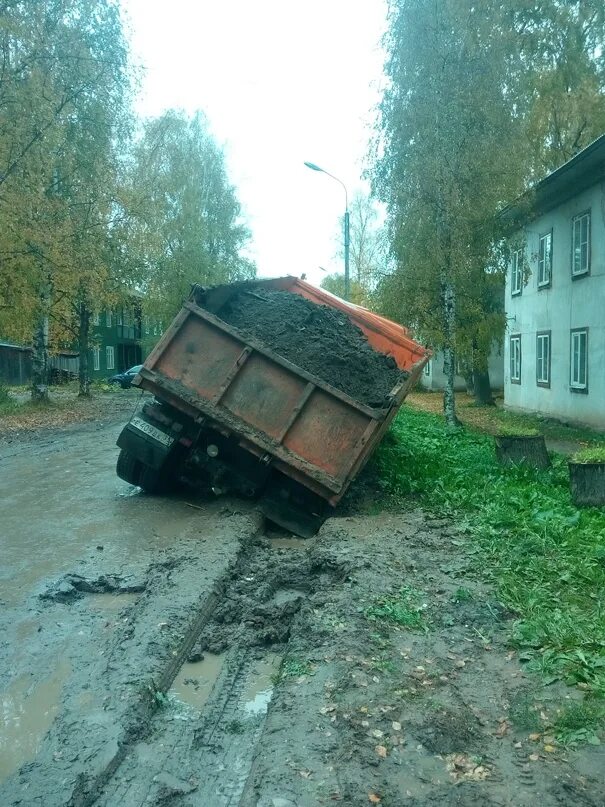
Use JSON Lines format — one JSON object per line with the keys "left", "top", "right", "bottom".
{"left": 115, "top": 277, "right": 429, "bottom": 536}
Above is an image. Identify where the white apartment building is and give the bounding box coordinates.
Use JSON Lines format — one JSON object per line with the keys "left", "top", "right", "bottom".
{"left": 502, "top": 134, "right": 605, "bottom": 429}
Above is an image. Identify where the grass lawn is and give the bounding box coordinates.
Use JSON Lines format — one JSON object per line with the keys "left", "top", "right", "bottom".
{"left": 407, "top": 390, "right": 605, "bottom": 448}
{"left": 377, "top": 406, "right": 605, "bottom": 716}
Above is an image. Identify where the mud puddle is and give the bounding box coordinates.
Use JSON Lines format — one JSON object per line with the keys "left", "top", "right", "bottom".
{"left": 94, "top": 534, "right": 347, "bottom": 807}
{"left": 265, "top": 525, "right": 311, "bottom": 550}
{"left": 240, "top": 652, "right": 282, "bottom": 716}
{"left": 169, "top": 652, "right": 226, "bottom": 710}
{"left": 85, "top": 591, "right": 140, "bottom": 611}
{"left": 0, "top": 659, "right": 70, "bottom": 782}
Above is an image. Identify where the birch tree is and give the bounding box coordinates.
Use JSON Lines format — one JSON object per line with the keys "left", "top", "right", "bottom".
{"left": 372, "top": 0, "right": 522, "bottom": 425}
{"left": 124, "top": 111, "right": 255, "bottom": 322}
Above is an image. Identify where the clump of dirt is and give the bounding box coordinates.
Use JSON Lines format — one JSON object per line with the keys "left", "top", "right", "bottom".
{"left": 216, "top": 288, "right": 407, "bottom": 408}
{"left": 40, "top": 573, "right": 146, "bottom": 603}
{"left": 190, "top": 544, "right": 350, "bottom": 658}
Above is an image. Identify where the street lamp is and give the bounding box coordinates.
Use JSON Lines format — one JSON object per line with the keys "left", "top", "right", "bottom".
{"left": 304, "top": 161, "right": 350, "bottom": 301}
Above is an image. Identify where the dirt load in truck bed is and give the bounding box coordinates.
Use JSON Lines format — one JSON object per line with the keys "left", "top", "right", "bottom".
{"left": 217, "top": 287, "right": 407, "bottom": 408}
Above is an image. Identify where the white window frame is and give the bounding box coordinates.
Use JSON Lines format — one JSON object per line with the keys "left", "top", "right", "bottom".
{"left": 92, "top": 311, "right": 100, "bottom": 326}
{"left": 117, "top": 309, "right": 123, "bottom": 326}
{"left": 511, "top": 248, "right": 523, "bottom": 296}
{"left": 93, "top": 348, "right": 100, "bottom": 371}
{"left": 510, "top": 335, "right": 521, "bottom": 383}
{"left": 106, "top": 309, "right": 112, "bottom": 327}
{"left": 106, "top": 345, "right": 115, "bottom": 371}
{"left": 570, "top": 329, "right": 588, "bottom": 391}
{"left": 536, "top": 332, "right": 550, "bottom": 386}
{"left": 423, "top": 360, "right": 431, "bottom": 377}
{"left": 572, "top": 212, "right": 590, "bottom": 277}
{"left": 538, "top": 231, "right": 552, "bottom": 288}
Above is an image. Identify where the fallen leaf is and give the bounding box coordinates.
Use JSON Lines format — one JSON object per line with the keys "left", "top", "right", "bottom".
{"left": 299, "top": 769, "right": 312, "bottom": 779}
{"left": 455, "top": 660, "right": 466, "bottom": 669}
{"left": 528, "top": 733, "right": 541, "bottom": 742}
{"left": 392, "top": 721, "right": 402, "bottom": 731}
{"left": 375, "top": 745, "right": 388, "bottom": 758}
{"left": 368, "top": 794, "right": 381, "bottom": 804}
{"left": 371, "top": 729, "right": 384, "bottom": 739}
{"left": 361, "top": 720, "right": 370, "bottom": 728}
{"left": 529, "top": 753, "right": 540, "bottom": 762}
{"left": 544, "top": 744, "right": 556, "bottom": 753}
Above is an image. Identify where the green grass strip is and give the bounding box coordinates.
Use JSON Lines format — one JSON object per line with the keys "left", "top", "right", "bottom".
{"left": 377, "top": 406, "right": 605, "bottom": 697}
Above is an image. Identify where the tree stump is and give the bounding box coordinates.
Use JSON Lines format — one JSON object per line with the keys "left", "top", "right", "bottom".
{"left": 569, "top": 462, "right": 605, "bottom": 507}
{"left": 494, "top": 435, "right": 550, "bottom": 469}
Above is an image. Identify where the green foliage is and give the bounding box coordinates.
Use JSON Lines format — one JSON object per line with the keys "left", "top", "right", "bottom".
{"left": 274, "top": 658, "right": 313, "bottom": 682}
{"left": 553, "top": 700, "right": 605, "bottom": 747}
{"left": 124, "top": 110, "right": 255, "bottom": 323}
{"left": 377, "top": 407, "right": 605, "bottom": 697}
{"left": 320, "top": 273, "right": 368, "bottom": 305}
{"left": 572, "top": 447, "right": 605, "bottom": 465}
{"left": 453, "top": 587, "right": 474, "bottom": 604}
{"left": 372, "top": 0, "right": 523, "bottom": 393}
{"left": 496, "top": 425, "right": 541, "bottom": 438}
{"left": 365, "top": 586, "right": 428, "bottom": 631}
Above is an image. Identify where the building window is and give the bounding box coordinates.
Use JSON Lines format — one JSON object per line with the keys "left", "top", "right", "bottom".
{"left": 117, "top": 309, "right": 123, "bottom": 326}
{"left": 92, "top": 311, "right": 100, "bottom": 326}
{"left": 423, "top": 360, "right": 431, "bottom": 376}
{"left": 538, "top": 231, "right": 552, "bottom": 288}
{"left": 570, "top": 329, "right": 588, "bottom": 392}
{"left": 536, "top": 331, "right": 551, "bottom": 387}
{"left": 511, "top": 248, "right": 523, "bottom": 296}
{"left": 572, "top": 212, "right": 590, "bottom": 277}
{"left": 510, "top": 335, "right": 521, "bottom": 384}
{"left": 144, "top": 317, "right": 150, "bottom": 336}
{"left": 106, "top": 345, "right": 115, "bottom": 371}
{"left": 106, "top": 309, "right": 112, "bottom": 327}
{"left": 93, "top": 348, "right": 100, "bottom": 371}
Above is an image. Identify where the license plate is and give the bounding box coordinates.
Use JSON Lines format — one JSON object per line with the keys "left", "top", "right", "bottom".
{"left": 130, "top": 416, "right": 174, "bottom": 447}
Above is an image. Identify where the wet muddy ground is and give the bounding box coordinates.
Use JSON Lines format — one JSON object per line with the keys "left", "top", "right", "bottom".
{"left": 1, "top": 417, "right": 604, "bottom": 806}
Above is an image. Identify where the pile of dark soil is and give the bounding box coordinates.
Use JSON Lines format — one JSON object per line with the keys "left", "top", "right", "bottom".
{"left": 217, "top": 288, "right": 407, "bottom": 408}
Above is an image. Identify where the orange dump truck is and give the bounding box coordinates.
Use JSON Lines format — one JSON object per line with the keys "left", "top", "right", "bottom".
{"left": 116, "top": 277, "right": 429, "bottom": 536}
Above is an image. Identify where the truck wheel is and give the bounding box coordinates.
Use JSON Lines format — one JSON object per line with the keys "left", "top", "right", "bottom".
{"left": 138, "top": 463, "right": 171, "bottom": 494}
{"left": 116, "top": 449, "right": 142, "bottom": 486}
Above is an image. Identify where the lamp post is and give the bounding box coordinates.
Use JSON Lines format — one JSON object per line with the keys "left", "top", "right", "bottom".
{"left": 304, "top": 161, "right": 350, "bottom": 301}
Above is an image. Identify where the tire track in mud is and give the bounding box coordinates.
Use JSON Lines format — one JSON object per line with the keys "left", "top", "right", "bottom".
{"left": 88, "top": 530, "right": 348, "bottom": 807}
{"left": 0, "top": 506, "right": 262, "bottom": 807}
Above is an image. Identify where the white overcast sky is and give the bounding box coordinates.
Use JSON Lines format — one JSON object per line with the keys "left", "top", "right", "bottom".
{"left": 121, "top": 0, "right": 388, "bottom": 287}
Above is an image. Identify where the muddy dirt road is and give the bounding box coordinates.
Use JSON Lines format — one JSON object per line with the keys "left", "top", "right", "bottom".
{"left": 1, "top": 414, "right": 604, "bottom": 806}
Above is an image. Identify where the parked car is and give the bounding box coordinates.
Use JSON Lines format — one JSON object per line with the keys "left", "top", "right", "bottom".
{"left": 108, "top": 364, "right": 143, "bottom": 389}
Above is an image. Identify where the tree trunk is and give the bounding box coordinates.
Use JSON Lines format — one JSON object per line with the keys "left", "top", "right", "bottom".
{"left": 569, "top": 462, "right": 605, "bottom": 507}
{"left": 472, "top": 369, "right": 495, "bottom": 406}
{"left": 495, "top": 435, "right": 550, "bottom": 469}
{"left": 31, "top": 297, "right": 50, "bottom": 403}
{"left": 442, "top": 280, "right": 460, "bottom": 428}
{"left": 78, "top": 301, "right": 91, "bottom": 397}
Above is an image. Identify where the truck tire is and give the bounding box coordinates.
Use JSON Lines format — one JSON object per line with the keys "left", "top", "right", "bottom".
{"left": 116, "top": 449, "right": 142, "bottom": 486}
{"left": 138, "top": 462, "right": 171, "bottom": 494}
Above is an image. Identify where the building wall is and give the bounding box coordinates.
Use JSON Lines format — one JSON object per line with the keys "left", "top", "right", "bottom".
{"left": 420, "top": 347, "right": 504, "bottom": 392}
{"left": 504, "top": 180, "right": 605, "bottom": 429}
